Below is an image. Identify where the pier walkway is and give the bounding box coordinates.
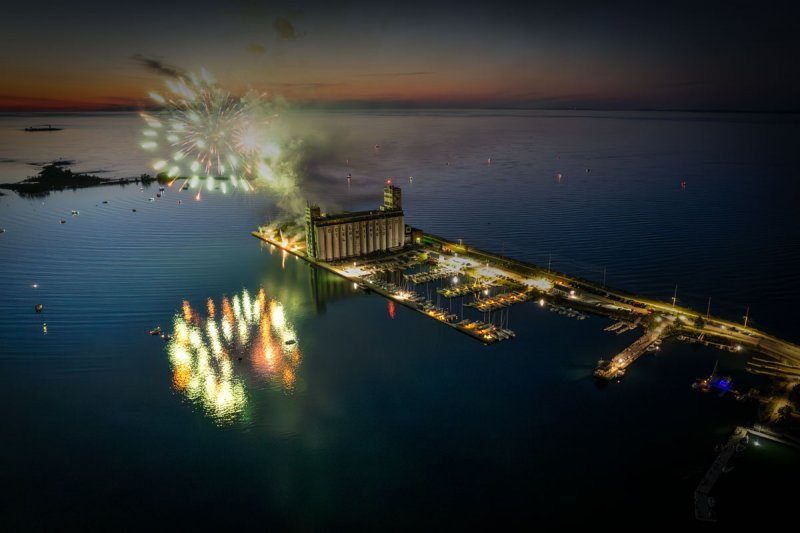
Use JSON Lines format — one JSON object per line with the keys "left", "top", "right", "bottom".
{"left": 695, "top": 425, "right": 800, "bottom": 522}
{"left": 466, "top": 290, "right": 532, "bottom": 312}
{"left": 594, "top": 323, "right": 666, "bottom": 380}
{"left": 695, "top": 426, "right": 748, "bottom": 522}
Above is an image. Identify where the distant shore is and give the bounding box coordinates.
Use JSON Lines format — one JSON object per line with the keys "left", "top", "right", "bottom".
{"left": 0, "top": 163, "right": 157, "bottom": 197}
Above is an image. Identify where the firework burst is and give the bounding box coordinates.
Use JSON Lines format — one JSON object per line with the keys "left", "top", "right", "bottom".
{"left": 140, "top": 70, "right": 276, "bottom": 186}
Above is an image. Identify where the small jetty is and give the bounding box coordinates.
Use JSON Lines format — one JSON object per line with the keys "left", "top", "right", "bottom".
{"left": 594, "top": 325, "right": 665, "bottom": 380}
{"left": 604, "top": 320, "right": 638, "bottom": 334}
{"left": 466, "top": 290, "right": 532, "bottom": 312}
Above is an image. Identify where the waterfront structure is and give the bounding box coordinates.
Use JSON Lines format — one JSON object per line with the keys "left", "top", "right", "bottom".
{"left": 384, "top": 183, "right": 402, "bottom": 210}
{"left": 305, "top": 184, "right": 405, "bottom": 261}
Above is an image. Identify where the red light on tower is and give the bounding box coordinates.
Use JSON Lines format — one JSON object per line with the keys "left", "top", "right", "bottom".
{"left": 386, "top": 178, "right": 391, "bottom": 185}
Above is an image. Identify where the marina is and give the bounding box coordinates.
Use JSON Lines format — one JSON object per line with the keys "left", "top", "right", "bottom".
{"left": 254, "top": 182, "right": 800, "bottom": 379}
{"left": 252, "top": 230, "right": 513, "bottom": 343}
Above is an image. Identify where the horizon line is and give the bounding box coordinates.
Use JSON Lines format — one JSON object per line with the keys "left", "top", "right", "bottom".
{"left": 2, "top": 103, "right": 799, "bottom": 114}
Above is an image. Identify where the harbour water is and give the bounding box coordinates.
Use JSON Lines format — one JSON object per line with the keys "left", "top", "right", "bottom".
{"left": 1, "top": 110, "right": 798, "bottom": 527}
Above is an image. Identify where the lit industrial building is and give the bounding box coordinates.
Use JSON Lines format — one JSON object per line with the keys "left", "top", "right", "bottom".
{"left": 305, "top": 183, "right": 405, "bottom": 261}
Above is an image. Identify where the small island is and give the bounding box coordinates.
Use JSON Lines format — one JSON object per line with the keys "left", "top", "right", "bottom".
{"left": 0, "top": 163, "right": 157, "bottom": 197}
{"left": 24, "top": 124, "right": 63, "bottom": 132}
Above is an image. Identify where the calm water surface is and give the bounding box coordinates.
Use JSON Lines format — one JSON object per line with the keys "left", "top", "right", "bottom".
{"left": 0, "top": 110, "right": 797, "bottom": 527}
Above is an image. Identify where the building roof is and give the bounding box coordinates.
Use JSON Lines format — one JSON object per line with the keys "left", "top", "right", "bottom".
{"left": 312, "top": 208, "right": 403, "bottom": 226}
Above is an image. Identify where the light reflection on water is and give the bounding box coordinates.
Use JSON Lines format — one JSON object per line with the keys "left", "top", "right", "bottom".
{"left": 166, "top": 287, "right": 301, "bottom": 424}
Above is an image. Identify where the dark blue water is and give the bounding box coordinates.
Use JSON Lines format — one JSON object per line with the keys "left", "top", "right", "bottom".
{"left": 1, "top": 111, "right": 797, "bottom": 527}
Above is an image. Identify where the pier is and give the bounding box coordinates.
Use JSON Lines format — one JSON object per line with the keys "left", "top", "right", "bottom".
{"left": 593, "top": 323, "right": 666, "bottom": 380}
{"left": 694, "top": 425, "right": 800, "bottom": 522}
{"left": 465, "top": 290, "right": 532, "bottom": 312}
{"left": 695, "top": 426, "right": 748, "bottom": 522}
{"left": 604, "top": 320, "right": 638, "bottom": 334}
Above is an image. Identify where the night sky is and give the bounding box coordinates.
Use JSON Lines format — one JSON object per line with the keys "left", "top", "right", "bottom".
{"left": 1, "top": 0, "right": 797, "bottom": 111}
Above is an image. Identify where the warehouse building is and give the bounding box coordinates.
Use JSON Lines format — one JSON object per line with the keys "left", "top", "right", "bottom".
{"left": 305, "top": 183, "right": 405, "bottom": 261}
